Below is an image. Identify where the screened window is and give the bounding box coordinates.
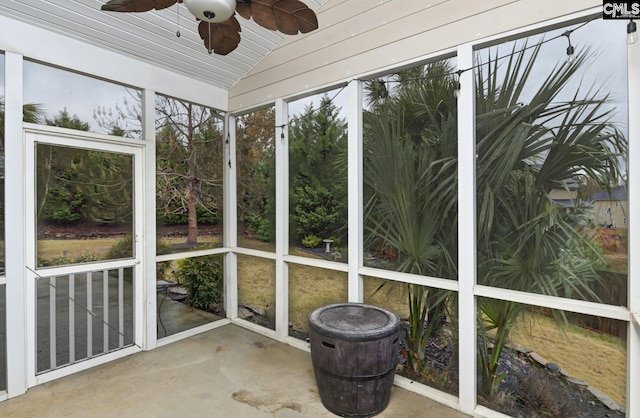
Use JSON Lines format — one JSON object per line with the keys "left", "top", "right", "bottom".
{"left": 288, "top": 88, "right": 348, "bottom": 263}
{"left": 155, "top": 95, "right": 224, "bottom": 255}
{"left": 236, "top": 107, "right": 276, "bottom": 252}
{"left": 473, "top": 18, "right": 628, "bottom": 414}
{"left": 362, "top": 58, "right": 458, "bottom": 279}
{"left": 23, "top": 61, "right": 141, "bottom": 139}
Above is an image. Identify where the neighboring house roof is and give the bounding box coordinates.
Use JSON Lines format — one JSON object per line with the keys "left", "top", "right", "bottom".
{"left": 591, "top": 187, "right": 628, "bottom": 201}
{"left": 563, "top": 177, "right": 580, "bottom": 189}
{"left": 552, "top": 199, "right": 574, "bottom": 208}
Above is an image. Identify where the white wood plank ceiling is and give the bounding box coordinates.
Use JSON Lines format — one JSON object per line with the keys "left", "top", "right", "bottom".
{"left": 0, "top": 0, "right": 327, "bottom": 90}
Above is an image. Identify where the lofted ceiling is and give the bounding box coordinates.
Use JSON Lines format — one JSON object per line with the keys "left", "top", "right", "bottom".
{"left": 0, "top": 0, "right": 327, "bottom": 90}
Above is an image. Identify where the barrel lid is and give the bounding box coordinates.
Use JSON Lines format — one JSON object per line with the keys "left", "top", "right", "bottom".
{"left": 309, "top": 303, "right": 400, "bottom": 341}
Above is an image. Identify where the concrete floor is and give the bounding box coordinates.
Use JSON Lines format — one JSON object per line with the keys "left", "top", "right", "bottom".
{"left": 156, "top": 292, "right": 222, "bottom": 337}
{"left": 0, "top": 324, "right": 467, "bottom": 418}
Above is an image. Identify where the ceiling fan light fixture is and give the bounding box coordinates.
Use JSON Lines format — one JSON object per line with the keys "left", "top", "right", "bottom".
{"left": 101, "top": 0, "right": 319, "bottom": 55}
{"left": 183, "top": 0, "right": 235, "bottom": 23}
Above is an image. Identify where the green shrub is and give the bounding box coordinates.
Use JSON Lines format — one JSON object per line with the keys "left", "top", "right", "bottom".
{"left": 156, "top": 261, "right": 171, "bottom": 281}
{"left": 156, "top": 239, "right": 172, "bottom": 256}
{"left": 245, "top": 212, "right": 273, "bottom": 242}
{"left": 175, "top": 255, "right": 223, "bottom": 311}
{"left": 105, "top": 235, "right": 134, "bottom": 260}
{"left": 74, "top": 251, "right": 99, "bottom": 263}
{"left": 302, "top": 234, "right": 322, "bottom": 248}
{"left": 105, "top": 236, "right": 173, "bottom": 260}
{"left": 256, "top": 217, "right": 273, "bottom": 242}
{"left": 292, "top": 184, "right": 345, "bottom": 243}
{"left": 156, "top": 238, "right": 173, "bottom": 281}
{"left": 47, "top": 255, "right": 72, "bottom": 266}
{"left": 158, "top": 204, "right": 217, "bottom": 225}
{"left": 328, "top": 236, "right": 341, "bottom": 248}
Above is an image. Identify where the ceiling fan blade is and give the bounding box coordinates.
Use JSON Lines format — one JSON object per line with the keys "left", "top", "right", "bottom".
{"left": 236, "top": 0, "right": 318, "bottom": 35}
{"left": 101, "top": 0, "right": 180, "bottom": 13}
{"left": 198, "top": 16, "right": 242, "bottom": 55}
{"left": 235, "top": 1, "right": 253, "bottom": 21}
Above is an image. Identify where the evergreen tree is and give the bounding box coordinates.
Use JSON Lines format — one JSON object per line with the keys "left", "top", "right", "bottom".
{"left": 289, "top": 95, "right": 347, "bottom": 245}
{"left": 236, "top": 108, "right": 276, "bottom": 242}
{"left": 37, "top": 109, "right": 92, "bottom": 224}
{"left": 36, "top": 146, "right": 133, "bottom": 225}
{"left": 45, "top": 109, "right": 90, "bottom": 131}
{"left": 36, "top": 110, "right": 133, "bottom": 226}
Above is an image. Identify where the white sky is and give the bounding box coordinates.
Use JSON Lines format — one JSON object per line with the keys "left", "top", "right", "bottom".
{"left": 492, "top": 19, "right": 628, "bottom": 134}
{"left": 288, "top": 86, "right": 349, "bottom": 121}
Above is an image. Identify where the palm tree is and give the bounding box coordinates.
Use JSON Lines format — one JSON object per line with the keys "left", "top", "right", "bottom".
{"left": 475, "top": 41, "right": 626, "bottom": 397}
{"left": 0, "top": 98, "right": 44, "bottom": 243}
{"left": 362, "top": 38, "right": 626, "bottom": 397}
{"left": 363, "top": 61, "right": 459, "bottom": 378}
{"left": 0, "top": 98, "right": 43, "bottom": 144}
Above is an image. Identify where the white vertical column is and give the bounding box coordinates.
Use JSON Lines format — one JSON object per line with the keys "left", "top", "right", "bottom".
{"left": 68, "top": 274, "right": 75, "bottom": 362}
{"left": 626, "top": 37, "right": 640, "bottom": 418}
{"left": 224, "top": 112, "right": 238, "bottom": 319}
{"left": 49, "top": 277, "right": 57, "bottom": 369}
{"left": 102, "top": 271, "right": 109, "bottom": 353}
{"left": 141, "top": 89, "right": 157, "bottom": 350}
{"left": 347, "top": 80, "right": 364, "bottom": 303}
{"left": 275, "top": 98, "right": 290, "bottom": 341}
{"left": 4, "top": 51, "right": 27, "bottom": 398}
{"left": 87, "top": 272, "right": 93, "bottom": 358}
{"left": 457, "top": 43, "right": 477, "bottom": 415}
{"left": 118, "top": 268, "right": 124, "bottom": 348}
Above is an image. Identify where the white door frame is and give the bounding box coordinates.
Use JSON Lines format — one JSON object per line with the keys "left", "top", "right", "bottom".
{"left": 23, "top": 126, "right": 145, "bottom": 387}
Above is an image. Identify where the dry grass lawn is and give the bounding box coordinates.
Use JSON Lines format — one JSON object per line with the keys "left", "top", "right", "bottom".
{"left": 288, "top": 262, "right": 348, "bottom": 331}
{"left": 510, "top": 310, "right": 626, "bottom": 406}
{"left": 237, "top": 253, "right": 411, "bottom": 333}
{"left": 37, "top": 238, "right": 120, "bottom": 260}
{"left": 237, "top": 254, "right": 276, "bottom": 327}
{"left": 37, "top": 236, "right": 222, "bottom": 262}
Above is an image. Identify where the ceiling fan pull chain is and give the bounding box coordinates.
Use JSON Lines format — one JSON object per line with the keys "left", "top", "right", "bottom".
{"left": 176, "top": 1, "right": 181, "bottom": 37}
{"left": 208, "top": 21, "right": 213, "bottom": 54}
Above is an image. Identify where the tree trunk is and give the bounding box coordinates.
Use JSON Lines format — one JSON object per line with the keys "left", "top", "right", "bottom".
{"left": 186, "top": 180, "right": 198, "bottom": 244}
{"left": 186, "top": 104, "right": 198, "bottom": 245}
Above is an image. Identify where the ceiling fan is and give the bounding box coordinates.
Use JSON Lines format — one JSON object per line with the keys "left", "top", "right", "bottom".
{"left": 101, "top": 0, "right": 319, "bottom": 55}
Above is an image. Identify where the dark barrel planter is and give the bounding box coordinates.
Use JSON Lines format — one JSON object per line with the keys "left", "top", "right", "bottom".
{"left": 309, "top": 303, "right": 401, "bottom": 417}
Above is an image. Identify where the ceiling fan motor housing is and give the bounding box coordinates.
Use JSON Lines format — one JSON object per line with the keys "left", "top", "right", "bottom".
{"left": 183, "top": 0, "right": 236, "bottom": 23}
